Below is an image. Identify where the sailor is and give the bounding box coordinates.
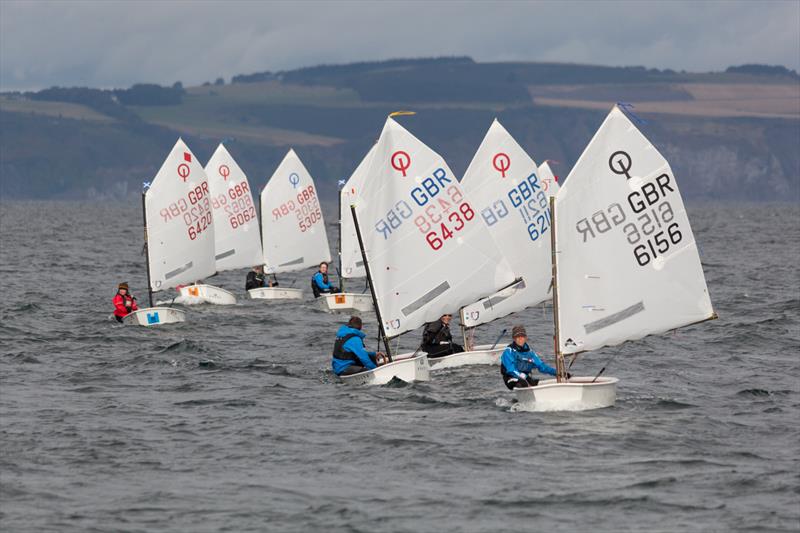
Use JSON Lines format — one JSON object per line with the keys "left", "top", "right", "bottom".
{"left": 500, "top": 325, "right": 563, "bottom": 389}
{"left": 246, "top": 265, "right": 269, "bottom": 290}
{"left": 331, "top": 316, "right": 386, "bottom": 376}
{"left": 112, "top": 282, "right": 139, "bottom": 322}
{"left": 311, "top": 262, "right": 339, "bottom": 298}
{"left": 421, "top": 313, "right": 464, "bottom": 358}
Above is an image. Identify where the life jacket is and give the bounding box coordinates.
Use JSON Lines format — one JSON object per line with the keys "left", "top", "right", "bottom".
{"left": 423, "top": 320, "right": 451, "bottom": 347}
{"left": 311, "top": 271, "right": 329, "bottom": 298}
{"left": 332, "top": 332, "right": 361, "bottom": 362}
{"left": 500, "top": 341, "right": 531, "bottom": 379}
{"left": 113, "top": 292, "right": 136, "bottom": 317}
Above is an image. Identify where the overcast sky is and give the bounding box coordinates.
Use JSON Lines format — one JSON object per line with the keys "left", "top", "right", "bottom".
{"left": 1, "top": 0, "right": 798, "bottom": 91}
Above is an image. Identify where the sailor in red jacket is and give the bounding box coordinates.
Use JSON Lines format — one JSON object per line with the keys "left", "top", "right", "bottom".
{"left": 113, "top": 282, "right": 139, "bottom": 322}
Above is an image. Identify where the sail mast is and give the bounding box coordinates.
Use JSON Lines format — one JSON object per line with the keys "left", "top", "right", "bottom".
{"left": 337, "top": 181, "right": 345, "bottom": 292}
{"left": 141, "top": 191, "right": 154, "bottom": 308}
{"left": 350, "top": 205, "right": 393, "bottom": 360}
{"left": 550, "top": 196, "right": 566, "bottom": 382}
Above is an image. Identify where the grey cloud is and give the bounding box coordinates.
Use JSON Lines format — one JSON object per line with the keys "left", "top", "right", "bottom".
{"left": 1, "top": 0, "right": 798, "bottom": 91}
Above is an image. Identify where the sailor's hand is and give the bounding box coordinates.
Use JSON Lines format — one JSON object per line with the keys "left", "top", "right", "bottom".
{"left": 375, "top": 352, "right": 387, "bottom": 365}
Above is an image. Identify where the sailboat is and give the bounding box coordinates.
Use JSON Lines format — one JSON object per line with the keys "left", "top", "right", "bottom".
{"left": 317, "top": 145, "right": 376, "bottom": 314}
{"left": 343, "top": 117, "right": 517, "bottom": 385}
{"left": 432, "top": 119, "right": 560, "bottom": 370}
{"left": 177, "top": 143, "right": 262, "bottom": 304}
{"left": 124, "top": 138, "right": 216, "bottom": 326}
{"left": 515, "top": 105, "right": 716, "bottom": 410}
{"left": 252, "top": 149, "right": 331, "bottom": 300}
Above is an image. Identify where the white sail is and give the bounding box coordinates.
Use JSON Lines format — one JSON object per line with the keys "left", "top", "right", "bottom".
{"left": 555, "top": 106, "right": 714, "bottom": 355}
{"left": 354, "top": 118, "right": 515, "bottom": 337}
{"left": 538, "top": 160, "right": 559, "bottom": 189}
{"left": 340, "top": 145, "right": 376, "bottom": 279}
{"left": 205, "top": 143, "right": 262, "bottom": 272}
{"left": 260, "top": 149, "right": 331, "bottom": 273}
{"left": 459, "top": 119, "right": 560, "bottom": 328}
{"left": 145, "top": 138, "right": 216, "bottom": 292}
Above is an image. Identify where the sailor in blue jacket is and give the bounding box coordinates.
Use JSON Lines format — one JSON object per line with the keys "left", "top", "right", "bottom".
{"left": 331, "top": 316, "right": 386, "bottom": 376}
{"left": 312, "top": 262, "right": 340, "bottom": 298}
{"left": 500, "top": 325, "right": 563, "bottom": 389}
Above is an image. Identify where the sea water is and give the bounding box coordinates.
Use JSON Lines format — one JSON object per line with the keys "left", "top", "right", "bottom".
{"left": 0, "top": 201, "right": 798, "bottom": 532}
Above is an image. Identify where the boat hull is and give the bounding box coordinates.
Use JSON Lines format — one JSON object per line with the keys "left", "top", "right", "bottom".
{"left": 248, "top": 287, "right": 304, "bottom": 300}
{"left": 513, "top": 376, "right": 618, "bottom": 411}
{"left": 339, "top": 353, "right": 430, "bottom": 386}
{"left": 179, "top": 284, "right": 236, "bottom": 305}
{"left": 122, "top": 307, "right": 186, "bottom": 327}
{"left": 317, "top": 292, "right": 373, "bottom": 314}
{"left": 428, "top": 344, "right": 503, "bottom": 371}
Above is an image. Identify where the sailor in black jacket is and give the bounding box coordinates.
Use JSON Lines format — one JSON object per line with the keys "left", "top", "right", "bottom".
{"left": 421, "top": 313, "right": 465, "bottom": 358}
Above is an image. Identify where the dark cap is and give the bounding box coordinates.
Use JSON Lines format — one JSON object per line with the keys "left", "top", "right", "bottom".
{"left": 512, "top": 325, "right": 527, "bottom": 338}
{"left": 347, "top": 316, "right": 363, "bottom": 329}
{"left": 118, "top": 282, "right": 129, "bottom": 290}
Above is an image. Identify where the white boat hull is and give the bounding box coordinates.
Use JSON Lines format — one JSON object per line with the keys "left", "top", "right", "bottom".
{"left": 339, "top": 353, "right": 430, "bottom": 386}
{"left": 317, "top": 292, "right": 373, "bottom": 314}
{"left": 513, "top": 376, "right": 618, "bottom": 411}
{"left": 248, "top": 287, "right": 304, "bottom": 300}
{"left": 179, "top": 284, "right": 236, "bottom": 305}
{"left": 122, "top": 307, "right": 186, "bottom": 327}
{"left": 428, "top": 344, "right": 503, "bottom": 371}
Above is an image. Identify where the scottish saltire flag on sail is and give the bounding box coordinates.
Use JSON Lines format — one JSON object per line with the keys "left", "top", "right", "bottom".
{"left": 555, "top": 106, "right": 714, "bottom": 354}
{"left": 459, "top": 119, "right": 560, "bottom": 328}
{"left": 205, "top": 143, "right": 262, "bottom": 272}
{"left": 354, "top": 118, "right": 515, "bottom": 337}
{"left": 260, "top": 149, "right": 331, "bottom": 273}
{"left": 145, "top": 138, "right": 216, "bottom": 292}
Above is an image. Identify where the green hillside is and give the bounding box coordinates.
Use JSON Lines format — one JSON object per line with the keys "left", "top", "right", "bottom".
{"left": 1, "top": 58, "right": 798, "bottom": 201}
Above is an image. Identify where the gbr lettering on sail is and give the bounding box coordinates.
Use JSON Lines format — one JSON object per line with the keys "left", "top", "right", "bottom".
{"left": 374, "top": 164, "right": 476, "bottom": 251}
{"left": 575, "top": 157, "right": 683, "bottom": 268}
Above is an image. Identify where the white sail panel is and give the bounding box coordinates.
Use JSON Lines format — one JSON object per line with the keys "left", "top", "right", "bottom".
{"left": 145, "top": 139, "right": 216, "bottom": 292}
{"left": 538, "top": 161, "right": 559, "bottom": 189}
{"left": 205, "top": 144, "right": 263, "bottom": 272}
{"left": 355, "top": 118, "right": 515, "bottom": 337}
{"left": 340, "top": 145, "right": 376, "bottom": 279}
{"left": 459, "top": 119, "right": 560, "bottom": 328}
{"left": 555, "top": 106, "right": 714, "bottom": 354}
{"left": 260, "top": 149, "right": 331, "bottom": 273}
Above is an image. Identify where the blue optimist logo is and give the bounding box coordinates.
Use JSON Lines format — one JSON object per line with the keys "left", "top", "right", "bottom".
{"left": 147, "top": 312, "right": 160, "bottom": 324}
{"left": 289, "top": 173, "right": 300, "bottom": 189}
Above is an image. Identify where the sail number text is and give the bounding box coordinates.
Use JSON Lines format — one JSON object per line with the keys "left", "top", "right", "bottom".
{"left": 374, "top": 168, "right": 475, "bottom": 251}
{"left": 209, "top": 180, "right": 256, "bottom": 230}
{"left": 158, "top": 181, "right": 214, "bottom": 241}
{"left": 480, "top": 171, "right": 552, "bottom": 242}
{"left": 272, "top": 185, "right": 322, "bottom": 232}
{"left": 575, "top": 173, "right": 684, "bottom": 266}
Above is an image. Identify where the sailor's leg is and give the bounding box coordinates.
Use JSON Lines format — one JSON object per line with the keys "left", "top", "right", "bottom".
{"left": 424, "top": 345, "right": 451, "bottom": 358}
{"left": 340, "top": 364, "right": 367, "bottom": 376}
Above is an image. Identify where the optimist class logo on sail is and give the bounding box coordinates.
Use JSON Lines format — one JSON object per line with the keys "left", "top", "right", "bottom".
{"left": 374, "top": 165, "right": 476, "bottom": 252}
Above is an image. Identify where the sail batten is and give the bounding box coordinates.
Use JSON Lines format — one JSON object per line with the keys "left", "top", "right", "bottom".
{"left": 459, "top": 119, "right": 559, "bottom": 328}
{"left": 555, "top": 106, "right": 714, "bottom": 354}
{"left": 260, "top": 149, "right": 331, "bottom": 274}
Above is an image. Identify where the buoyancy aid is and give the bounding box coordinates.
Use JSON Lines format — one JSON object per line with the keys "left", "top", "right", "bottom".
{"left": 332, "top": 332, "right": 360, "bottom": 362}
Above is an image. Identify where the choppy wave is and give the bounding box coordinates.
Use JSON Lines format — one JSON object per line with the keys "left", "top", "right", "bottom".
{"left": 0, "top": 201, "right": 798, "bottom": 532}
